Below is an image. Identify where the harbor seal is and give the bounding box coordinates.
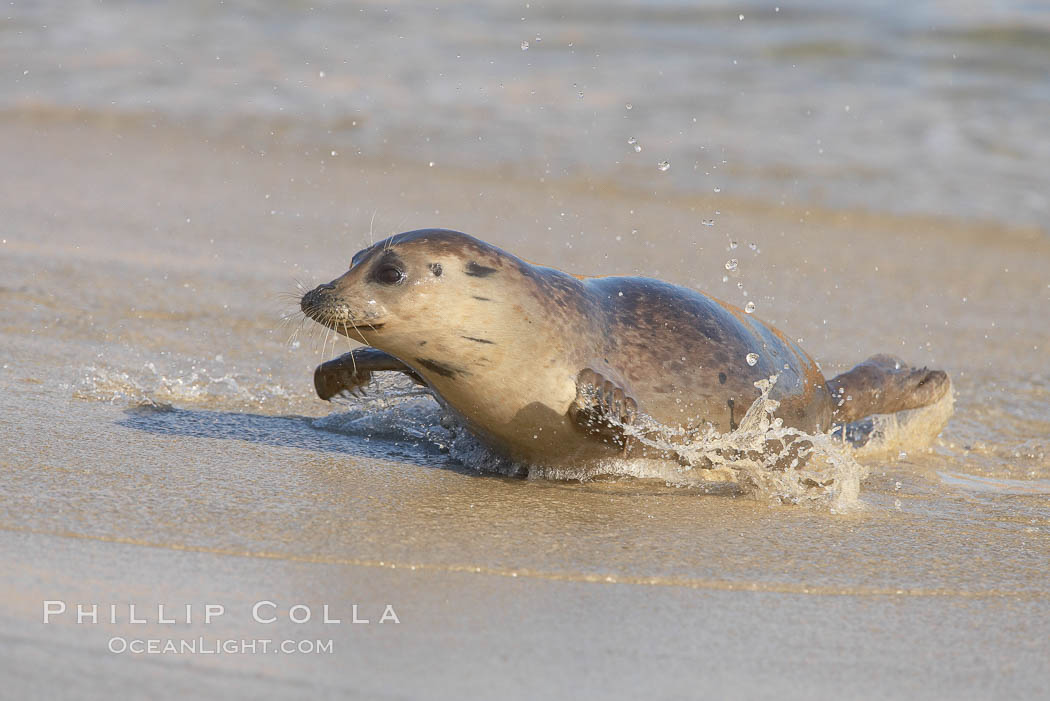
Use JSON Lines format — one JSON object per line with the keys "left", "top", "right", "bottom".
{"left": 300, "top": 229, "right": 949, "bottom": 466}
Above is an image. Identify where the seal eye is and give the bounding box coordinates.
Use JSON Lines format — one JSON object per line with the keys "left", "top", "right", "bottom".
{"left": 375, "top": 264, "right": 405, "bottom": 285}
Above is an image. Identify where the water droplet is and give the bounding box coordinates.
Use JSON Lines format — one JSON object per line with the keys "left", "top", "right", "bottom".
{"left": 746, "top": 352, "right": 759, "bottom": 367}
{"left": 898, "top": 450, "right": 908, "bottom": 460}
{"left": 713, "top": 187, "right": 721, "bottom": 193}
{"left": 748, "top": 242, "right": 757, "bottom": 251}
{"left": 738, "top": 13, "right": 745, "bottom": 21}
{"left": 625, "top": 103, "right": 633, "bottom": 110}
{"left": 521, "top": 40, "right": 529, "bottom": 51}
{"left": 729, "top": 240, "right": 738, "bottom": 249}
{"left": 428, "top": 161, "right": 435, "bottom": 167}
{"left": 627, "top": 137, "right": 642, "bottom": 153}
{"left": 894, "top": 481, "right": 902, "bottom": 491}
{"left": 745, "top": 301, "right": 756, "bottom": 314}
{"left": 725, "top": 259, "right": 738, "bottom": 271}
{"left": 331, "top": 150, "right": 338, "bottom": 156}
{"left": 318, "top": 70, "right": 325, "bottom": 78}
{"left": 657, "top": 160, "right": 670, "bottom": 172}
{"left": 702, "top": 219, "right": 715, "bottom": 227}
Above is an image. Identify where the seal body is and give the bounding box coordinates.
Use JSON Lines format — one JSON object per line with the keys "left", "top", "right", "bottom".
{"left": 301, "top": 229, "right": 947, "bottom": 466}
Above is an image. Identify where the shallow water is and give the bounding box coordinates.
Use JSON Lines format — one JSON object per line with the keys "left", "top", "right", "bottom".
{"left": 3, "top": 0, "right": 1049, "bottom": 231}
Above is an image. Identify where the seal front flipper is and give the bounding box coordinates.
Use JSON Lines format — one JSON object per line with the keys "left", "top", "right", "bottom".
{"left": 313, "top": 347, "right": 424, "bottom": 400}
{"left": 568, "top": 367, "right": 639, "bottom": 454}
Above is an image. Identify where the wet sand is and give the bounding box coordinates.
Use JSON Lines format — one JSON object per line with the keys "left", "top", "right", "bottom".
{"left": 2, "top": 117, "right": 1049, "bottom": 698}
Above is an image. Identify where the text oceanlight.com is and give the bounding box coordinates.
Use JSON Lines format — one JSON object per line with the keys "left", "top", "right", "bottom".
{"left": 107, "top": 637, "right": 335, "bottom": 655}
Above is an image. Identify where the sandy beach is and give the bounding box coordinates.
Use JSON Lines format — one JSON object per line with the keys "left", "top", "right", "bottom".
{"left": 2, "top": 2, "right": 1050, "bottom": 697}
{"left": 2, "top": 112, "right": 1048, "bottom": 698}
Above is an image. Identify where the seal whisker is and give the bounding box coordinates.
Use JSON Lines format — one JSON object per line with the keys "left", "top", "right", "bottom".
{"left": 293, "top": 311, "right": 311, "bottom": 344}
{"left": 320, "top": 322, "right": 335, "bottom": 358}
{"left": 286, "top": 324, "right": 303, "bottom": 348}
{"left": 277, "top": 312, "right": 309, "bottom": 347}
{"left": 277, "top": 307, "right": 308, "bottom": 325}
{"left": 288, "top": 318, "right": 312, "bottom": 349}
{"left": 383, "top": 230, "right": 406, "bottom": 252}
{"left": 311, "top": 322, "right": 329, "bottom": 355}
{"left": 344, "top": 315, "right": 370, "bottom": 346}
{"left": 391, "top": 213, "right": 410, "bottom": 239}
{"left": 339, "top": 323, "right": 359, "bottom": 376}
{"left": 275, "top": 310, "right": 304, "bottom": 341}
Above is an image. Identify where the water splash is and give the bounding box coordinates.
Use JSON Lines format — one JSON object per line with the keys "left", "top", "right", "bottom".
{"left": 72, "top": 363, "right": 293, "bottom": 407}
{"left": 839, "top": 381, "right": 955, "bottom": 460}
{"left": 619, "top": 376, "right": 866, "bottom": 510}
{"left": 446, "top": 375, "right": 870, "bottom": 511}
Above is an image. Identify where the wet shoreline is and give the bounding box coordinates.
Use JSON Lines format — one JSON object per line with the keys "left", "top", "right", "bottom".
{"left": 2, "top": 116, "right": 1048, "bottom": 698}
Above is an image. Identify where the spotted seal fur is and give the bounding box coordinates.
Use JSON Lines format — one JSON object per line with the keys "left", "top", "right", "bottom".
{"left": 301, "top": 229, "right": 949, "bottom": 465}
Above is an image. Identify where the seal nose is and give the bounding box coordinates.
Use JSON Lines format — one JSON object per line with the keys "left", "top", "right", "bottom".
{"left": 300, "top": 282, "right": 336, "bottom": 315}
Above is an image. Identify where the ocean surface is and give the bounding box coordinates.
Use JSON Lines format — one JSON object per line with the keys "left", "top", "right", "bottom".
{"left": 2, "top": 2, "right": 1049, "bottom": 698}
{"left": 3, "top": 0, "right": 1049, "bottom": 232}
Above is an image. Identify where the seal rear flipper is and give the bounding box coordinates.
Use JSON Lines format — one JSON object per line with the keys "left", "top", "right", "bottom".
{"left": 568, "top": 367, "right": 639, "bottom": 454}
{"left": 827, "top": 354, "right": 949, "bottom": 424}
{"left": 313, "top": 347, "right": 424, "bottom": 400}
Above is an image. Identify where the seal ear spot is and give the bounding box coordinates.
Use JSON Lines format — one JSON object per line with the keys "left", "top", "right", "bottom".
{"left": 465, "top": 261, "right": 498, "bottom": 277}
